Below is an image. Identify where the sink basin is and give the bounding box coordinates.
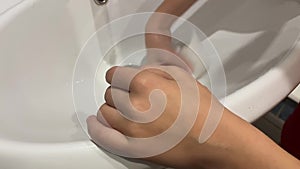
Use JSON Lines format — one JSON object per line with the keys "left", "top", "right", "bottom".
{"left": 0, "top": 0, "right": 23, "bottom": 15}
{"left": 0, "top": 0, "right": 300, "bottom": 168}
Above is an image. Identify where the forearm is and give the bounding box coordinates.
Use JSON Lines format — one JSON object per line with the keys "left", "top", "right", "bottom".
{"left": 149, "top": 0, "right": 197, "bottom": 29}
{"left": 192, "top": 108, "right": 300, "bottom": 169}
{"left": 145, "top": 0, "right": 197, "bottom": 53}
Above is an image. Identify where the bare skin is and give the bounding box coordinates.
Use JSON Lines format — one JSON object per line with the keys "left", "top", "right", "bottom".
{"left": 87, "top": 66, "right": 300, "bottom": 169}
{"left": 144, "top": 0, "right": 197, "bottom": 67}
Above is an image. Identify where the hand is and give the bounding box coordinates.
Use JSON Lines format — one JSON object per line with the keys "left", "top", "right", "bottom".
{"left": 87, "top": 65, "right": 216, "bottom": 168}
{"left": 144, "top": 12, "right": 198, "bottom": 74}
{"left": 144, "top": 24, "right": 188, "bottom": 69}
{"left": 143, "top": 0, "right": 197, "bottom": 69}
{"left": 87, "top": 66, "right": 300, "bottom": 169}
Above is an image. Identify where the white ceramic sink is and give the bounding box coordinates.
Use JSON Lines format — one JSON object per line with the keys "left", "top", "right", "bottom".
{"left": 0, "top": 0, "right": 300, "bottom": 168}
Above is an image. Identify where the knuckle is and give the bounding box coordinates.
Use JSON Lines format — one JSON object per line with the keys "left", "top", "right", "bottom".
{"left": 134, "top": 74, "right": 149, "bottom": 87}
{"left": 132, "top": 71, "right": 153, "bottom": 88}
{"left": 130, "top": 97, "right": 140, "bottom": 108}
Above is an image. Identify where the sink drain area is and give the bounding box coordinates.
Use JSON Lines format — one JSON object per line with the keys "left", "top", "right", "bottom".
{"left": 94, "top": 0, "right": 108, "bottom": 5}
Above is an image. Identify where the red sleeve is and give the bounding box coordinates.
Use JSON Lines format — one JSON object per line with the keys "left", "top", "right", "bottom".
{"left": 281, "top": 103, "right": 300, "bottom": 159}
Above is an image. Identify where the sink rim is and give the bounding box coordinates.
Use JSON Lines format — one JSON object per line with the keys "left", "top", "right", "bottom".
{"left": 223, "top": 39, "right": 300, "bottom": 122}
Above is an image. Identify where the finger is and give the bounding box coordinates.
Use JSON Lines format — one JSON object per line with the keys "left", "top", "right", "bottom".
{"left": 105, "top": 66, "right": 139, "bottom": 91}
{"left": 106, "top": 66, "right": 166, "bottom": 94}
{"left": 104, "top": 86, "right": 128, "bottom": 108}
{"left": 99, "top": 103, "right": 164, "bottom": 134}
{"left": 95, "top": 106, "right": 111, "bottom": 128}
{"left": 86, "top": 115, "right": 129, "bottom": 152}
{"left": 105, "top": 66, "right": 117, "bottom": 84}
{"left": 98, "top": 104, "right": 131, "bottom": 134}
{"left": 103, "top": 86, "right": 166, "bottom": 124}
{"left": 104, "top": 87, "right": 135, "bottom": 112}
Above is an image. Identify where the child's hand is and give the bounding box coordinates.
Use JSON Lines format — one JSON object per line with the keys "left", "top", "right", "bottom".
{"left": 87, "top": 65, "right": 215, "bottom": 168}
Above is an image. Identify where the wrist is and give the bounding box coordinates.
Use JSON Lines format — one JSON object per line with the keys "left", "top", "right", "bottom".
{"left": 185, "top": 105, "right": 258, "bottom": 169}
{"left": 145, "top": 12, "right": 175, "bottom": 34}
